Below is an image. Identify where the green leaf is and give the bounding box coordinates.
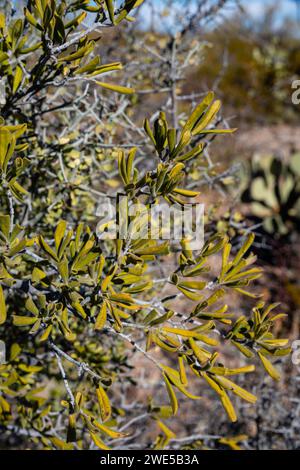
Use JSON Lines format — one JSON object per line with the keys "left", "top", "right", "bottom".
{"left": 143, "top": 118, "right": 156, "bottom": 146}
{"left": 50, "top": 437, "right": 74, "bottom": 450}
{"left": 134, "top": 242, "right": 169, "bottom": 256}
{"left": 65, "top": 11, "right": 87, "bottom": 29}
{"left": 58, "top": 257, "right": 69, "bottom": 283}
{"left": 172, "top": 188, "right": 199, "bottom": 197}
{"left": 126, "top": 147, "right": 136, "bottom": 181}
{"left": 92, "top": 420, "right": 126, "bottom": 439}
{"left": 95, "top": 302, "right": 107, "bottom": 330}
{"left": 198, "top": 128, "right": 237, "bottom": 135}
{"left": 182, "top": 91, "right": 214, "bottom": 133}
{"left": 232, "top": 233, "right": 255, "bottom": 266}
{"left": 0, "top": 214, "right": 10, "bottom": 239}
{"left": 32, "top": 267, "right": 47, "bottom": 283}
{"left": 12, "top": 66, "right": 23, "bottom": 94}
{"left": 74, "top": 56, "right": 100, "bottom": 75}
{"left": 39, "top": 325, "right": 53, "bottom": 342}
{"left": 175, "top": 144, "right": 204, "bottom": 163}
{"left": 202, "top": 371, "right": 225, "bottom": 395}
{"left": 213, "top": 375, "right": 257, "bottom": 404}
{"left": 96, "top": 386, "right": 111, "bottom": 422}
{"left": 39, "top": 236, "right": 59, "bottom": 262}
{"left": 9, "top": 180, "right": 28, "bottom": 202}
{"left": 176, "top": 285, "right": 203, "bottom": 301}
{"left": 58, "top": 42, "right": 95, "bottom": 62}
{"left": 193, "top": 289, "right": 226, "bottom": 315}
{"left": 0, "top": 130, "right": 15, "bottom": 172}
{"left": 88, "top": 62, "right": 123, "bottom": 77}
{"left": 13, "top": 315, "right": 37, "bottom": 326}
{"left": 0, "top": 285, "right": 7, "bottom": 325}
{"left": 54, "top": 220, "right": 67, "bottom": 253}
{"left": 25, "top": 297, "right": 39, "bottom": 316}
{"left": 71, "top": 301, "right": 87, "bottom": 319}
{"left": 19, "top": 42, "right": 43, "bottom": 54}
{"left": 178, "top": 356, "right": 188, "bottom": 385}
{"left": 220, "top": 391, "right": 237, "bottom": 423}
{"left": 192, "top": 100, "right": 221, "bottom": 135}
{"left": 189, "top": 339, "right": 211, "bottom": 364}
{"left": 162, "top": 366, "right": 201, "bottom": 400}
{"left": 89, "top": 432, "right": 110, "bottom": 450}
{"left": 170, "top": 131, "right": 191, "bottom": 158}
{"left": 104, "top": 0, "right": 115, "bottom": 24}
{"left": 96, "top": 81, "right": 135, "bottom": 94}
{"left": 10, "top": 343, "right": 21, "bottom": 360}
{"left": 115, "top": 0, "right": 145, "bottom": 24}
{"left": 0, "top": 13, "right": 5, "bottom": 29}
{"left": 163, "top": 373, "right": 178, "bottom": 415}
{"left": 118, "top": 150, "right": 128, "bottom": 184}
{"left": 156, "top": 419, "right": 176, "bottom": 439}
{"left": 167, "top": 128, "right": 176, "bottom": 152}
{"left": 258, "top": 351, "right": 280, "bottom": 380}
{"left": 220, "top": 239, "right": 231, "bottom": 280}
{"left": 24, "top": 9, "right": 43, "bottom": 31}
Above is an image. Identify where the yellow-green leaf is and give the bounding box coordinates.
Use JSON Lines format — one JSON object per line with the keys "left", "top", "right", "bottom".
{"left": 93, "top": 420, "right": 126, "bottom": 439}
{"left": 54, "top": 220, "right": 67, "bottom": 252}
{"left": 105, "top": 0, "right": 115, "bottom": 24}
{"left": 258, "top": 351, "right": 280, "bottom": 380}
{"left": 96, "top": 386, "right": 111, "bottom": 422}
{"left": 39, "top": 236, "right": 59, "bottom": 262}
{"left": 13, "top": 315, "right": 37, "bottom": 326}
{"left": 96, "top": 81, "right": 135, "bottom": 94}
{"left": 220, "top": 391, "right": 237, "bottom": 422}
{"left": 12, "top": 66, "right": 23, "bottom": 94}
{"left": 163, "top": 373, "right": 178, "bottom": 415}
{"left": 89, "top": 432, "right": 110, "bottom": 450}
{"left": 95, "top": 302, "right": 107, "bottom": 330}
{"left": 0, "top": 285, "right": 7, "bottom": 325}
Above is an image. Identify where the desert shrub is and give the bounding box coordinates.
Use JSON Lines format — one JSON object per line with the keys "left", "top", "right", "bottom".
{"left": 195, "top": 6, "right": 300, "bottom": 125}
{"left": 241, "top": 153, "right": 300, "bottom": 238}
{"left": 0, "top": 0, "right": 291, "bottom": 450}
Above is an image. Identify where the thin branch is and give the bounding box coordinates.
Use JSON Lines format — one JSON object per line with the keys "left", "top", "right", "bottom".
{"left": 54, "top": 351, "right": 76, "bottom": 409}
{"left": 50, "top": 341, "right": 104, "bottom": 384}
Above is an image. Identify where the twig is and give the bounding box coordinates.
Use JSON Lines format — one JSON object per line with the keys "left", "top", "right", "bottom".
{"left": 50, "top": 341, "right": 104, "bottom": 383}
{"left": 54, "top": 350, "right": 76, "bottom": 409}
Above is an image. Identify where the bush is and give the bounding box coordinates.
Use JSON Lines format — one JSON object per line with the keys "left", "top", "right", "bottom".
{"left": 0, "top": 0, "right": 291, "bottom": 450}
